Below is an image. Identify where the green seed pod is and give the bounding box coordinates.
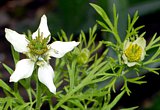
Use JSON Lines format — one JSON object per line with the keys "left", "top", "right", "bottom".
{"left": 77, "top": 48, "right": 90, "bottom": 64}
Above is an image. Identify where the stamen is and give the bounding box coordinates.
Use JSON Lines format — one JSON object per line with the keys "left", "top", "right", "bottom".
{"left": 27, "top": 33, "right": 49, "bottom": 55}
{"left": 124, "top": 43, "right": 142, "bottom": 62}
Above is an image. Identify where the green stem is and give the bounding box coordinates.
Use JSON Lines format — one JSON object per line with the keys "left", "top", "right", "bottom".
{"left": 26, "top": 78, "right": 33, "bottom": 108}
{"left": 49, "top": 99, "right": 54, "bottom": 110}
{"left": 36, "top": 81, "right": 42, "bottom": 109}
{"left": 113, "top": 29, "right": 122, "bottom": 45}
{"left": 13, "top": 83, "right": 24, "bottom": 104}
{"left": 67, "top": 60, "right": 76, "bottom": 90}
{"left": 35, "top": 68, "right": 42, "bottom": 109}
{"left": 102, "top": 90, "right": 125, "bottom": 110}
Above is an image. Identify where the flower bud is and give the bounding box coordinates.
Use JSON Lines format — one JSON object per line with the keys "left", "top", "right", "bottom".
{"left": 77, "top": 48, "right": 90, "bottom": 64}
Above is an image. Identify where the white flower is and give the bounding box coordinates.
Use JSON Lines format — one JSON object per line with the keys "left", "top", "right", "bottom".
{"left": 5, "top": 15, "right": 79, "bottom": 94}
{"left": 122, "top": 37, "right": 146, "bottom": 67}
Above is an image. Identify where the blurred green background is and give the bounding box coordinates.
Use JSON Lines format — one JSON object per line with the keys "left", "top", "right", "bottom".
{"left": 0, "top": 0, "right": 160, "bottom": 110}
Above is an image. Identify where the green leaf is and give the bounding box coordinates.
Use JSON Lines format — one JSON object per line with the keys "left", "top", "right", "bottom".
{"left": 125, "top": 11, "right": 139, "bottom": 40}
{"left": 120, "top": 106, "right": 139, "bottom": 110}
{"left": 90, "top": 3, "right": 113, "bottom": 29}
{"left": 106, "top": 90, "right": 125, "bottom": 110}
{"left": 79, "top": 30, "right": 87, "bottom": 47}
{"left": 2, "top": 63, "right": 13, "bottom": 74}
{"left": 0, "top": 98, "right": 6, "bottom": 109}
{"left": 3, "top": 97, "right": 13, "bottom": 110}
{"left": 0, "top": 80, "right": 12, "bottom": 93}
{"left": 142, "top": 67, "right": 160, "bottom": 75}
{"left": 13, "top": 103, "right": 30, "bottom": 110}
{"left": 73, "top": 90, "right": 108, "bottom": 100}
{"left": 113, "top": 4, "right": 118, "bottom": 30}
{"left": 90, "top": 3, "right": 121, "bottom": 44}
{"left": 146, "top": 33, "right": 160, "bottom": 53}
{"left": 11, "top": 45, "right": 20, "bottom": 64}
{"left": 127, "top": 76, "right": 147, "bottom": 84}
{"left": 61, "top": 105, "right": 73, "bottom": 110}
{"left": 96, "top": 20, "right": 111, "bottom": 32}
{"left": 68, "top": 99, "right": 84, "bottom": 109}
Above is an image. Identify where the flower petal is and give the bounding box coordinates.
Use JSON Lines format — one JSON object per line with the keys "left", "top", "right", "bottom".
{"left": 127, "top": 62, "right": 137, "bottom": 67}
{"left": 32, "top": 15, "right": 51, "bottom": 40}
{"left": 122, "top": 54, "right": 137, "bottom": 67}
{"left": 5, "top": 28, "right": 29, "bottom": 53}
{"left": 123, "top": 40, "right": 131, "bottom": 50}
{"left": 49, "top": 41, "right": 80, "bottom": 58}
{"left": 38, "top": 63, "right": 56, "bottom": 94}
{"left": 133, "top": 37, "right": 146, "bottom": 49}
{"left": 10, "top": 59, "right": 35, "bottom": 82}
{"left": 134, "top": 37, "right": 146, "bottom": 60}
{"left": 141, "top": 50, "right": 146, "bottom": 61}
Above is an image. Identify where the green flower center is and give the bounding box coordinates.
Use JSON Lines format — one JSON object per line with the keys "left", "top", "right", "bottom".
{"left": 27, "top": 33, "right": 49, "bottom": 55}
{"left": 124, "top": 43, "right": 142, "bottom": 62}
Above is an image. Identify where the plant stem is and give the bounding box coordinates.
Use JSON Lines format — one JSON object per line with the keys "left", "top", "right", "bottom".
{"left": 26, "top": 78, "right": 33, "bottom": 109}
{"left": 67, "top": 60, "right": 76, "bottom": 90}
{"left": 35, "top": 80, "right": 41, "bottom": 109}
{"left": 13, "top": 83, "right": 24, "bottom": 104}
{"left": 35, "top": 68, "right": 42, "bottom": 109}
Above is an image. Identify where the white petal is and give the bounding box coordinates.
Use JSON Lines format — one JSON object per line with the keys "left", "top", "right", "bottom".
{"left": 123, "top": 40, "right": 131, "bottom": 50}
{"left": 5, "top": 28, "right": 29, "bottom": 53}
{"left": 133, "top": 37, "right": 146, "bottom": 49}
{"left": 10, "top": 59, "right": 35, "bottom": 82}
{"left": 38, "top": 63, "right": 56, "bottom": 94}
{"left": 122, "top": 54, "right": 127, "bottom": 63}
{"left": 134, "top": 37, "right": 146, "bottom": 60}
{"left": 141, "top": 49, "right": 146, "bottom": 61}
{"left": 49, "top": 41, "right": 80, "bottom": 58}
{"left": 122, "top": 54, "right": 137, "bottom": 67}
{"left": 127, "top": 62, "right": 137, "bottom": 67}
{"left": 32, "top": 15, "right": 51, "bottom": 39}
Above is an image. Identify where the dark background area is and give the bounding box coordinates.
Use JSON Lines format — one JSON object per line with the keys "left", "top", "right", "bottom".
{"left": 0, "top": 0, "right": 160, "bottom": 109}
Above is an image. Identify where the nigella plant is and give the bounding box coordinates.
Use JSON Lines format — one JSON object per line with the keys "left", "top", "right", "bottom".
{"left": 2, "top": 14, "right": 79, "bottom": 109}
{"left": 5, "top": 15, "right": 79, "bottom": 94}
{"left": 0, "top": 3, "right": 160, "bottom": 110}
